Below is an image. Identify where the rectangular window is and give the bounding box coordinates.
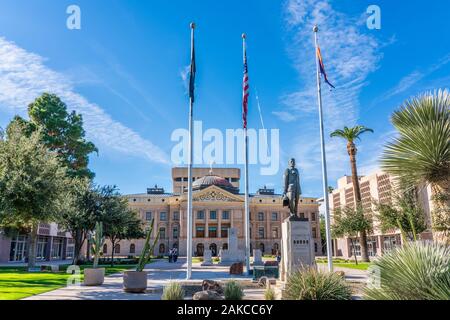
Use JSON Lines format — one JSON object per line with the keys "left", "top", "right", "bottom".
{"left": 311, "top": 213, "right": 316, "bottom": 221}
{"left": 258, "top": 227, "right": 265, "bottom": 239}
{"left": 145, "top": 212, "right": 152, "bottom": 221}
{"left": 222, "top": 211, "right": 230, "bottom": 220}
{"left": 221, "top": 226, "right": 229, "bottom": 238}
{"left": 299, "top": 212, "right": 305, "bottom": 219}
{"left": 160, "top": 212, "right": 167, "bottom": 221}
{"left": 173, "top": 227, "right": 179, "bottom": 239}
{"left": 271, "top": 212, "right": 278, "bottom": 221}
{"left": 159, "top": 228, "right": 166, "bottom": 239}
{"left": 350, "top": 240, "right": 361, "bottom": 257}
{"left": 196, "top": 226, "right": 205, "bottom": 238}
{"left": 209, "top": 211, "right": 217, "bottom": 220}
{"left": 272, "top": 227, "right": 278, "bottom": 239}
{"left": 197, "top": 211, "right": 205, "bottom": 220}
{"left": 258, "top": 212, "right": 264, "bottom": 221}
{"left": 173, "top": 211, "right": 180, "bottom": 221}
{"left": 209, "top": 226, "right": 218, "bottom": 238}
{"left": 312, "top": 227, "right": 317, "bottom": 237}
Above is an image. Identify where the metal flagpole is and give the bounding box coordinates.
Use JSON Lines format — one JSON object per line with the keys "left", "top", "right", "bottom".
{"left": 186, "top": 22, "right": 195, "bottom": 280}
{"left": 242, "top": 33, "right": 251, "bottom": 276}
{"left": 313, "top": 25, "right": 333, "bottom": 273}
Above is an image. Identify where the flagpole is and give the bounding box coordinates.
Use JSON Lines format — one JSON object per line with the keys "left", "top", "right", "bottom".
{"left": 242, "top": 33, "right": 251, "bottom": 276}
{"left": 186, "top": 22, "right": 195, "bottom": 280}
{"left": 313, "top": 25, "right": 333, "bottom": 273}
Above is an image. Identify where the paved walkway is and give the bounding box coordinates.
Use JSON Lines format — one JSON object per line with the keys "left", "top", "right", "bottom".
{"left": 24, "top": 258, "right": 264, "bottom": 300}
{"left": 0, "top": 260, "right": 72, "bottom": 267}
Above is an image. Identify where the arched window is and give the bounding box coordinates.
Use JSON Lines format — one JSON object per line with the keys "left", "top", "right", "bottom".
{"left": 196, "top": 243, "right": 204, "bottom": 257}
{"left": 114, "top": 244, "right": 121, "bottom": 254}
{"left": 103, "top": 244, "right": 108, "bottom": 254}
{"left": 222, "top": 243, "right": 228, "bottom": 250}
{"left": 129, "top": 244, "right": 136, "bottom": 254}
{"left": 159, "top": 243, "right": 166, "bottom": 254}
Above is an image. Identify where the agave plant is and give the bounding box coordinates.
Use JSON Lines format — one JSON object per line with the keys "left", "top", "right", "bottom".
{"left": 364, "top": 241, "right": 450, "bottom": 300}
{"left": 224, "top": 281, "right": 244, "bottom": 300}
{"left": 381, "top": 89, "right": 450, "bottom": 238}
{"left": 90, "top": 222, "right": 105, "bottom": 269}
{"left": 136, "top": 218, "right": 160, "bottom": 272}
{"left": 161, "top": 282, "right": 185, "bottom": 300}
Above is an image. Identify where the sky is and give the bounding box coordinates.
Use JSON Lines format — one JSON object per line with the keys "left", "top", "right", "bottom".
{"left": 0, "top": 0, "right": 449, "bottom": 198}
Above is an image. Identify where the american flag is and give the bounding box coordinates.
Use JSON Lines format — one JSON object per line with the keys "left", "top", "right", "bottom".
{"left": 242, "top": 47, "right": 249, "bottom": 129}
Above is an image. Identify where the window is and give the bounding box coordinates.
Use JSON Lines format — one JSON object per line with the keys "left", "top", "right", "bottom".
{"left": 145, "top": 212, "right": 152, "bottom": 221}
{"left": 221, "top": 226, "right": 229, "bottom": 238}
{"left": 349, "top": 240, "right": 361, "bottom": 257}
{"left": 103, "top": 244, "right": 108, "bottom": 254}
{"left": 271, "top": 212, "right": 278, "bottom": 221}
{"left": 258, "top": 212, "right": 264, "bottom": 221}
{"left": 114, "top": 244, "right": 121, "bottom": 254}
{"left": 196, "top": 226, "right": 205, "bottom": 238}
{"left": 258, "top": 227, "right": 265, "bottom": 239}
{"left": 312, "top": 227, "right": 317, "bottom": 237}
{"left": 159, "top": 244, "right": 166, "bottom": 254}
{"left": 159, "top": 227, "right": 166, "bottom": 239}
{"left": 272, "top": 227, "right": 278, "bottom": 239}
{"left": 197, "top": 211, "right": 205, "bottom": 220}
{"left": 222, "top": 211, "right": 230, "bottom": 220}
{"left": 173, "top": 211, "right": 180, "bottom": 221}
{"left": 173, "top": 227, "right": 179, "bottom": 239}
{"left": 209, "top": 226, "right": 218, "bottom": 238}
{"left": 311, "top": 213, "right": 316, "bottom": 221}
{"left": 299, "top": 212, "right": 305, "bottom": 219}
{"left": 209, "top": 211, "right": 217, "bottom": 220}
{"left": 129, "top": 244, "right": 136, "bottom": 254}
{"left": 160, "top": 212, "right": 167, "bottom": 221}
{"left": 315, "top": 243, "right": 318, "bottom": 253}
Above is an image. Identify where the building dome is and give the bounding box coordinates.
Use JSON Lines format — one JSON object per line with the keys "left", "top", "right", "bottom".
{"left": 192, "top": 175, "right": 239, "bottom": 193}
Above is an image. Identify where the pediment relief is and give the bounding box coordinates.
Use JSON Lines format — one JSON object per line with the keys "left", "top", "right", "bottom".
{"left": 192, "top": 186, "right": 243, "bottom": 203}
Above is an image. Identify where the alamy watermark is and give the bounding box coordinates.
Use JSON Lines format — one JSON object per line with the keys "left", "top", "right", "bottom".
{"left": 66, "top": 5, "right": 81, "bottom": 30}
{"left": 171, "top": 121, "right": 280, "bottom": 176}
{"left": 367, "top": 5, "right": 381, "bottom": 30}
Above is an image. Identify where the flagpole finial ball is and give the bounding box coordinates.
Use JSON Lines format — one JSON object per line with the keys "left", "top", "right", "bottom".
{"left": 242, "top": 33, "right": 246, "bottom": 39}
{"left": 190, "top": 22, "right": 196, "bottom": 29}
{"left": 313, "top": 25, "right": 319, "bottom": 33}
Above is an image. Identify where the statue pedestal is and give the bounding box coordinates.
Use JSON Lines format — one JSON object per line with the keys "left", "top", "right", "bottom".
{"left": 280, "top": 218, "right": 315, "bottom": 282}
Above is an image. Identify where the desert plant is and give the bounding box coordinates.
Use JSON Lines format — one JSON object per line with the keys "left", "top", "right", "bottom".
{"left": 364, "top": 241, "right": 450, "bottom": 300}
{"left": 224, "top": 281, "right": 244, "bottom": 300}
{"left": 264, "top": 287, "right": 276, "bottom": 300}
{"left": 284, "top": 268, "right": 352, "bottom": 300}
{"left": 161, "top": 282, "right": 185, "bottom": 300}
{"left": 136, "top": 219, "right": 160, "bottom": 272}
{"left": 90, "top": 222, "right": 105, "bottom": 269}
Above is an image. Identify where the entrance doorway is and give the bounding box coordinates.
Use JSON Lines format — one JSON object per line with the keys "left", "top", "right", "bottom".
{"left": 209, "top": 243, "right": 217, "bottom": 256}
{"left": 196, "top": 243, "right": 204, "bottom": 256}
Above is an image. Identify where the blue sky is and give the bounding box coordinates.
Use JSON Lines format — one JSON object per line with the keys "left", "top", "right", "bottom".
{"left": 0, "top": 0, "right": 449, "bottom": 197}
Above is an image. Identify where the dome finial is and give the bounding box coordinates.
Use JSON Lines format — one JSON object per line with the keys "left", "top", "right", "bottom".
{"left": 209, "top": 160, "right": 215, "bottom": 175}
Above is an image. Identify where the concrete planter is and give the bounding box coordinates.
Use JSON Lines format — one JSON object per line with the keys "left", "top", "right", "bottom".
{"left": 123, "top": 271, "right": 148, "bottom": 293}
{"left": 83, "top": 268, "right": 105, "bottom": 286}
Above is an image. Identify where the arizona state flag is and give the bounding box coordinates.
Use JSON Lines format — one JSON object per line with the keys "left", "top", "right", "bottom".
{"left": 317, "top": 46, "right": 335, "bottom": 89}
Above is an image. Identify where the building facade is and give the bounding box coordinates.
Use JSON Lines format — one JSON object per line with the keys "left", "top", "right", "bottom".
{"left": 101, "top": 167, "right": 322, "bottom": 258}
{"left": 0, "top": 223, "right": 74, "bottom": 263}
{"left": 329, "top": 171, "right": 434, "bottom": 260}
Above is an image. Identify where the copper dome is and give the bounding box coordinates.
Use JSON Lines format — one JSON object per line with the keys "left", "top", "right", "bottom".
{"left": 192, "top": 175, "right": 239, "bottom": 193}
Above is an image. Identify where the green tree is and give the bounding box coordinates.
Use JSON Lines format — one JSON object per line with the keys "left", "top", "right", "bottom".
{"left": 374, "top": 190, "right": 427, "bottom": 243}
{"left": 381, "top": 89, "right": 450, "bottom": 242}
{"left": 330, "top": 125, "right": 374, "bottom": 262}
{"left": 319, "top": 214, "right": 327, "bottom": 255}
{"left": 8, "top": 93, "right": 97, "bottom": 179}
{"left": 332, "top": 206, "right": 373, "bottom": 264}
{"left": 0, "top": 123, "right": 67, "bottom": 268}
{"left": 102, "top": 187, "right": 145, "bottom": 266}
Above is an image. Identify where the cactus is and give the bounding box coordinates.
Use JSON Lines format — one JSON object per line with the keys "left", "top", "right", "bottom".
{"left": 136, "top": 219, "right": 160, "bottom": 272}
{"left": 90, "top": 222, "right": 105, "bottom": 269}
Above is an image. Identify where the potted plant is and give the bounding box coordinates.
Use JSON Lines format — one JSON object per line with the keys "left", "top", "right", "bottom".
{"left": 123, "top": 219, "right": 159, "bottom": 293}
{"left": 84, "top": 222, "right": 106, "bottom": 286}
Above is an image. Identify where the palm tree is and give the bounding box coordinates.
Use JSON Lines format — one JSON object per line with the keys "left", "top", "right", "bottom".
{"left": 381, "top": 89, "right": 450, "bottom": 242}
{"left": 331, "top": 125, "right": 374, "bottom": 262}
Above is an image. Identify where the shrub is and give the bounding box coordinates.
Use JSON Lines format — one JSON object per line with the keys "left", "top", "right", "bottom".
{"left": 264, "top": 287, "right": 276, "bottom": 300}
{"left": 161, "top": 282, "right": 185, "bottom": 300}
{"left": 224, "top": 281, "right": 244, "bottom": 300}
{"left": 284, "top": 268, "right": 352, "bottom": 300}
{"left": 364, "top": 241, "right": 450, "bottom": 300}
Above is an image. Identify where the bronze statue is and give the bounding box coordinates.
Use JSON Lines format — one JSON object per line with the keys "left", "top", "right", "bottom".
{"left": 283, "top": 158, "right": 302, "bottom": 220}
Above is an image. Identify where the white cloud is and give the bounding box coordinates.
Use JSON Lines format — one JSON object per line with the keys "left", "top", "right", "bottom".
{"left": 278, "top": 0, "right": 384, "bottom": 193}
{"left": 0, "top": 37, "right": 170, "bottom": 165}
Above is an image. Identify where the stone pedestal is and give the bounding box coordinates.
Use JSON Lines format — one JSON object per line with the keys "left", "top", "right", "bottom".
{"left": 252, "top": 249, "right": 264, "bottom": 266}
{"left": 201, "top": 249, "right": 213, "bottom": 266}
{"left": 219, "top": 228, "right": 244, "bottom": 265}
{"left": 280, "top": 218, "right": 315, "bottom": 282}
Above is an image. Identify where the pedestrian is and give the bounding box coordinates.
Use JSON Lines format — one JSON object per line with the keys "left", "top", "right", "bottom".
{"left": 168, "top": 248, "right": 173, "bottom": 263}
{"left": 173, "top": 247, "right": 178, "bottom": 263}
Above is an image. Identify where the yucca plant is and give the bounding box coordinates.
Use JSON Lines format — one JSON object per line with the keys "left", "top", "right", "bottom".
{"left": 224, "top": 281, "right": 244, "bottom": 300}
{"left": 90, "top": 221, "right": 105, "bottom": 269}
{"left": 380, "top": 89, "right": 450, "bottom": 239}
{"left": 161, "top": 282, "right": 185, "bottom": 300}
{"left": 136, "top": 219, "right": 160, "bottom": 272}
{"left": 364, "top": 241, "right": 450, "bottom": 300}
{"left": 284, "top": 268, "right": 352, "bottom": 300}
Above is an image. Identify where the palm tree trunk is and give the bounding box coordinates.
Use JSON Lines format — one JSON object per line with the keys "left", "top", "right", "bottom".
{"left": 349, "top": 149, "right": 370, "bottom": 262}
{"left": 431, "top": 180, "right": 450, "bottom": 244}
{"left": 27, "top": 222, "right": 38, "bottom": 269}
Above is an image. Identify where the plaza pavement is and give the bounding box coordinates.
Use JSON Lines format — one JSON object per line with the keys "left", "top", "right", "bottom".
{"left": 23, "top": 258, "right": 265, "bottom": 300}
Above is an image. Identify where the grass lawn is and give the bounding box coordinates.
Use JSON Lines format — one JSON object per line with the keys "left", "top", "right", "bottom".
{"left": 0, "top": 264, "right": 136, "bottom": 300}
{"left": 316, "top": 260, "right": 371, "bottom": 271}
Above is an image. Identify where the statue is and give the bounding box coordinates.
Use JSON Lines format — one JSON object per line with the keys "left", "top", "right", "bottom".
{"left": 282, "top": 158, "right": 302, "bottom": 220}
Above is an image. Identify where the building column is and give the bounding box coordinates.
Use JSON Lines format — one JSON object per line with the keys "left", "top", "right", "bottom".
{"left": 45, "top": 236, "right": 53, "bottom": 261}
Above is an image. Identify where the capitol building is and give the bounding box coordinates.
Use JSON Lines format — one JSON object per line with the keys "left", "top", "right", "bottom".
{"left": 101, "top": 167, "right": 321, "bottom": 258}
